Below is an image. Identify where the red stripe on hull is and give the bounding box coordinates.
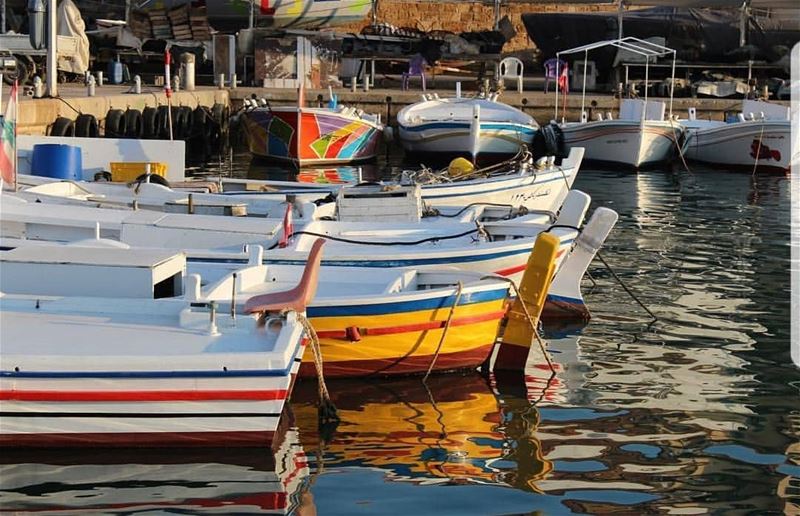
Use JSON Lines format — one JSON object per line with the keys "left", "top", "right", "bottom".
{"left": 298, "top": 343, "right": 495, "bottom": 378}
{"left": 0, "top": 430, "right": 277, "bottom": 448}
{"left": 0, "top": 390, "right": 289, "bottom": 402}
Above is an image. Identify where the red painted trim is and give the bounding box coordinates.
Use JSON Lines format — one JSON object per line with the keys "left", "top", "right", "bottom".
{"left": 315, "top": 310, "right": 506, "bottom": 340}
{"left": 299, "top": 343, "right": 495, "bottom": 377}
{"left": 0, "top": 390, "right": 288, "bottom": 402}
{"left": 494, "top": 249, "right": 565, "bottom": 277}
{"left": 0, "top": 430, "right": 277, "bottom": 447}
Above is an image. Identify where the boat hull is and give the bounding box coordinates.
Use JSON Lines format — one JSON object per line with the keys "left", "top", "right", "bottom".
{"left": 398, "top": 122, "right": 536, "bottom": 159}
{"left": 301, "top": 286, "right": 510, "bottom": 377}
{"left": 242, "top": 107, "right": 382, "bottom": 165}
{"left": 561, "top": 120, "right": 680, "bottom": 169}
{"left": 682, "top": 120, "right": 791, "bottom": 173}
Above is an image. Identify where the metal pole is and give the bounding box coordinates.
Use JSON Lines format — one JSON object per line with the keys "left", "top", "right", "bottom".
{"left": 46, "top": 0, "right": 57, "bottom": 97}
{"left": 493, "top": 0, "right": 500, "bottom": 30}
{"left": 739, "top": 4, "right": 748, "bottom": 47}
{"left": 554, "top": 54, "right": 559, "bottom": 121}
{"left": 581, "top": 49, "right": 587, "bottom": 120}
{"left": 669, "top": 51, "right": 675, "bottom": 120}
{"left": 643, "top": 55, "right": 649, "bottom": 122}
{"left": 1, "top": 0, "right": 6, "bottom": 34}
{"left": 617, "top": 0, "right": 624, "bottom": 39}
{"left": 249, "top": 0, "right": 254, "bottom": 29}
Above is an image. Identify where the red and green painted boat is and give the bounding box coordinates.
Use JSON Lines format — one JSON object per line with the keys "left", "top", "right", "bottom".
{"left": 241, "top": 105, "right": 384, "bottom": 166}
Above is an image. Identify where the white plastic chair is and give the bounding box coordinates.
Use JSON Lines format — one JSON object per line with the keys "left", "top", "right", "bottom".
{"left": 499, "top": 57, "right": 524, "bottom": 93}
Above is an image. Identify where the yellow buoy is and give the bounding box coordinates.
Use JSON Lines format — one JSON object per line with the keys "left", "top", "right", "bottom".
{"left": 447, "top": 157, "right": 475, "bottom": 177}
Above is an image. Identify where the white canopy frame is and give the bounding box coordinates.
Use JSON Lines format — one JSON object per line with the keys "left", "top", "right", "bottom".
{"left": 554, "top": 36, "right": 678, "bottom": 124}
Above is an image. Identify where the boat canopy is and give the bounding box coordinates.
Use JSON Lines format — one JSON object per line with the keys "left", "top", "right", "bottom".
{"left": 554, "top": 37, "right": 677, "bottom": 121}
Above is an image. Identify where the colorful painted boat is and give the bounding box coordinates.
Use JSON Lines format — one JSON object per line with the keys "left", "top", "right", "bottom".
{"left": 681, "top": 100, "right": 792, "bottom": 173}
{"left": 241, "top": 105, "right": 384, "bottom": 165}
{"left": 397, "top": 94, "right": 539, "bottom": 162}
{"left": 0, "top": 244, "right": 317, "bottom": 447}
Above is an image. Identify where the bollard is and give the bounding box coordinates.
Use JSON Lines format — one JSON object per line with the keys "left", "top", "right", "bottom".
{"left": 350, "top": 77, "right": 357, "bottom": 92}
{"left": 32, "top": 76, "right": 44, "bottom": 98}
{"left": 218, "top": 73, "right": 225, "bottom": 89}
{"left": 363, "top": 75, "right": 370, "bottom": 92}
{"left": 96, "top": 70, "right": 104, "bottom": 87}
{"left": 172, "top": 74, "right": 180, "bottom": 93}
{"left": 87, "top": 75, "right": 96, "bottom": 97}
{"left": 133, "top": 75, "right": 141, "bottom": 94}
{"left": 179, "top": 53, "right": 195, "bottom": 91}
{"left": 231, "top": 73, "right": 237, "bottom": 89}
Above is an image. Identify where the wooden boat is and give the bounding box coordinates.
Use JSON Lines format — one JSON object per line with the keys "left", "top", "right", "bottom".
{"left": 397, "top": 94, "right": 539, "bottom": 162}
{"left": 553, "top": 38, "right": 683, "bottom": 169}
{"left": 0, "top": 428, "right": 310, "bottom": 513}
{"left": 240, "top": 104, "right": 384, "bottom": 166}
{"left": 214, "top": 146, "right": 584, "bottom": 211}
{"left": 558, "top": 99, "right": 682, "bottom": 169}
{"left": 0, "top": 189, "right": 617, "bottom": 320}
{"left": 681, "top": 100, "right": 792, "bottom": 173}
{"left": 0, "top": 242, "right": 322, "bottom": 447}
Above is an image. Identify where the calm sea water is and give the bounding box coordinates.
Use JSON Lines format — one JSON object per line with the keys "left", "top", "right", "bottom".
{"left": 1, "top": 146, "right": 797, "bottom": 515}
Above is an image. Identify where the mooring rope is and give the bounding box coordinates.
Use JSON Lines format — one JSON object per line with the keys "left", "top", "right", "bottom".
{"left": 751, "top": 119, "right": 766, "bottom": 176}
{"left": 670, "top": 117, "right": 693, "bottom": 174}
{"left": 595, "top": 251, "right": 657, "bottom": 322}
{"left": 422, "top": 281, "right": 463, "bottom": 382}
{"left": 272, "top": 227, "right": 480, "bottom": 249}
{"left": 296, "top": 312, "right": 339, "bottom": 424}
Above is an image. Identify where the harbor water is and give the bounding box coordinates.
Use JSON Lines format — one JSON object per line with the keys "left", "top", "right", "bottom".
{"left": 1, "top": 147, "right": 796, "bottom": 514}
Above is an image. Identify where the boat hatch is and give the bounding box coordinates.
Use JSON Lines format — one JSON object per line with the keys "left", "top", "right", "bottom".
{"left": 0, "top": 246, "right": 185, "bottom": 299}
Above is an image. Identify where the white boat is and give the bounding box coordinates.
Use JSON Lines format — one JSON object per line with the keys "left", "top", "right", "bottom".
{"left": 16, "top": 146, "right": 583, "bottom": 216}
{"left": 681, "top": 99, "right": 793, "bottom": 173}
{"left": 215, "top": 147, "right": 584, "bottom": 212}
{"left": 0, "top": 189, "right": 618, "bottom": 320}
{"left": 0, "top": 243, "right": 318, "bottom": 447}
{"left": 397, "top": 94, "right": 539, "bottom": 162}
{"left": 558, "top": 99, "right": 681, "bottom": 169}
{"left": 553, "top": 38, "right": 683, "bottom": 169}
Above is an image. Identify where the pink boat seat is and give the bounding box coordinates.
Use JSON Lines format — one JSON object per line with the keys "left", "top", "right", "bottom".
{"left": 243, "top": 238, "right": 326, "bottom": 315}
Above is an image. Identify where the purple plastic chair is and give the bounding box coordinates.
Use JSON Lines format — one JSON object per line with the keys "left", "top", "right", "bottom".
{"left": 402, "top": 54, "right": 427, "bottom": 91}
{"left": 544, "top": 58, "right": 568, "bottom": 93}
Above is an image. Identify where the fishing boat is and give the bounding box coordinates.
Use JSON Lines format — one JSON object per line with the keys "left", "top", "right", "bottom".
{"left": 551, "top": 38, "right": 683, "bottom": 169}
{"left": 0, "top": 242, "right": 322, "bottom": 447}
{"left": 215, "top": 146, "right": 584, "bottom": 212}
{"left": 1, "top": 188, "right": 618, "bottom": 320}
{"left": 397, "top": 93, "right": 539, "bottom": 163}
{"left": 240, "top": 100, "right": 384, "bottom": 166}
{"left": 680, "top": 99, "right": 792, "bottom": 173}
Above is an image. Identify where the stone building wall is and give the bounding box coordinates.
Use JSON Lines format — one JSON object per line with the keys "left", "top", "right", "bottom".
{"left": 337, "top": 1, "right": 618, "bottom": 56}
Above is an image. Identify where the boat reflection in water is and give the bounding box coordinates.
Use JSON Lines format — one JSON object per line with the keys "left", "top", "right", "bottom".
{"left": 0, "top": 416, "right": 312, "bottom": 514}
{"left": 292, "top": 373, "right": 552, "bottom": 490}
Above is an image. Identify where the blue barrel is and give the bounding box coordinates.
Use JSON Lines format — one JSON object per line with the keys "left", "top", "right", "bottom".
{"left": 108, "top": 59, "right": 123, "bottom": 84}
{"left": 30, "top": 144, "right": 82, "bottom": 180}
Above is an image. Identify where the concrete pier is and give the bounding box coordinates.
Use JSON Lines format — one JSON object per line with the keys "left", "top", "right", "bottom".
{"left": 7, "top": 82, "right": 789, "bottom": 135}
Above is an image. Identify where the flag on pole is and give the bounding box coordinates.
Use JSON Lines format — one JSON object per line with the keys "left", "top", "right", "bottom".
{"left": 0, "top": 81, "right": 18, "bottom": 190}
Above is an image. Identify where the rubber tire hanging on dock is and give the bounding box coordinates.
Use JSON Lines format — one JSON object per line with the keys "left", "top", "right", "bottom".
{"left": 178, "top": 106, "right": 194, "bottom": 139}
{"left": 49, "top": 117, "right": 75, "bottom": 137}
{"left": 142, "top": 107, "right": 158, "bottom": 139}
{"left": 104, "top": 109, "right": 127, "bottom": 138}
{"left": 74, "top": 114, "right": 99, "bottom": 138}
{"left": 156, "top": 106, "right": 171, "bottom": 139}
{"left": 123, "top": 109, "right": 143, "bottom": 139}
